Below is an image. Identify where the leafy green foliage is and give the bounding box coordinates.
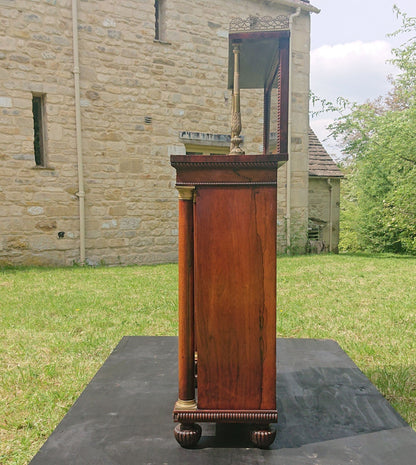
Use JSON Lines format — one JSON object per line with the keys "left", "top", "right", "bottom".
{"left": 313, "top": 6, "right": 416, "bottom": 253}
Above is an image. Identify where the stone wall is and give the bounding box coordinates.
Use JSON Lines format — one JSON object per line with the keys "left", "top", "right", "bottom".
{"left": 1, "top": 0, "right": 80, "bottom": 265}
{"left": 308, "top": 177, "right": 341, "bottom": 252}
{"left": 0, "top": 0, "right": 312, "bottom": 266}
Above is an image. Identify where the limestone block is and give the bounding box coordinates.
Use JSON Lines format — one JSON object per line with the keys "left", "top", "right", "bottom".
{"left": 290, "top": 184, "right": 309, "bottom": 209}
{"left": 104, "top": 189, "right": 122, "bottom": 200}
{"left": 119, "top": 159, "right": 143, "bottom": 173}
{"left": 0, "top": 37, "right": 17, "bottom": 51}
{"left": 119, "top": 217, "right": 141, "bottom": 230}
{"left": 0, "top": 97, "right": 12, "bottom": 108}
{"left": 7, "top": 237, "right": 29, "bottom": 250}
{"left": 45, "top": 205, "right": 79, "bottom": 217}
{"left": 35, "top": 220, "right": 58, "bottom": 231}
{"left": 101, "top": 219, "right": 118, "bottom": 230}
{"left": 27, "top": 206, "right": 45, "bottom": 216}
{"left": 108, "top": 205, "right": 127, "bottom": 217}
{"left": 30, "top": 236, "right": 56, "bottom": 251}
{"left": 290, "top": 152, "right": 309, "bottom": 172}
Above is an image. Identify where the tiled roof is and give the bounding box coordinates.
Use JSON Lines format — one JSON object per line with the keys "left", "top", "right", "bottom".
{"left": 308, "top": 128, "right": 344, "bottom": 178}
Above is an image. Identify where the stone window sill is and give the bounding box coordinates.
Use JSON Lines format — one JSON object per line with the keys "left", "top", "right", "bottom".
{"left": 31, "top": 165, "right": 55, "bottom": 171}
{"left": 153, "top": 39, "right": 171, "bottom": 45}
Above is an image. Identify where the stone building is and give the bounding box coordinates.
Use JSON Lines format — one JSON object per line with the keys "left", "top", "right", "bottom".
{"left": 0, "top": 0, "right": 322, "bottom": 266}
{"left": 308, "top": 129, "right": 343, "bottom": 253}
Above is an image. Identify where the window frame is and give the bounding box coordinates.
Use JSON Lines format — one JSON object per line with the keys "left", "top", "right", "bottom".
{"left": 32, "top": 93, "right": 48, "bottom": 167}
{"left": 154, "top": 0, "right": 167, "bottom": 42}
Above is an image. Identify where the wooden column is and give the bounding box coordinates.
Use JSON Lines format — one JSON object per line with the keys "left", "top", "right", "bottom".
{"left": 175, "top": 186, "right": 196, "bottom": 410}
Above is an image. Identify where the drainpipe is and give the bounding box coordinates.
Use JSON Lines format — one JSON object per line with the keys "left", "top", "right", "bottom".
{"left": 71, "top": 0, "right": 86, "bottom": 264}
{"left": 327, "top": 178, "right": 333, "bottom": 252}
{"left": 285, "top": 7, "right": 301, "bottom": 253}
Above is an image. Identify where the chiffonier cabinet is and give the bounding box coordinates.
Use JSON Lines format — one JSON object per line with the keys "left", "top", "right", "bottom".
{"left": 171, "top": 16, "right": 291, "bottom": 448}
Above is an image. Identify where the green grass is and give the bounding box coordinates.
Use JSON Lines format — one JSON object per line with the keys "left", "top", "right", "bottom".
{"left": 1, "top": 254, "right": 415, "bottom": 464}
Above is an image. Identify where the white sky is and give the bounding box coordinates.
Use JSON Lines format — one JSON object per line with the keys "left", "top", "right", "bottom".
{"left": 309, "top": 0, "right": 416, "bottom": 157}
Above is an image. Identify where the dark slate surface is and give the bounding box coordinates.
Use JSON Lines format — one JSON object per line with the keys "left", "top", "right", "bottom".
{"left": 30, "top": 337, "right": 416, "bottom": 465}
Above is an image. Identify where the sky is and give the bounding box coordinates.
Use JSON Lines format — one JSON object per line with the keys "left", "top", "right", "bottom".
{"left": 309, "top": 0, "right": 416, "bottom": 157}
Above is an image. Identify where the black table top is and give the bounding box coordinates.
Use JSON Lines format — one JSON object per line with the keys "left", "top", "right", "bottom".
{"left": 30, "top": 337, "right": 416, "bottom": 465}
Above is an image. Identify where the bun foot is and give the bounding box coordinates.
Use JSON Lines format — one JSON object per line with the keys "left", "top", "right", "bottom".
{"left": 250, "top": 425, "right": 276, "bottom": 448}
{"left": 174, "top": 423, "right": 202, "bottom": 448}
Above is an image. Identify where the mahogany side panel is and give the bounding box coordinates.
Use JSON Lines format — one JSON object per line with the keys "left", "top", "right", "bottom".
{"left": 194, "top": 186, "right": 277, "bottom": 410}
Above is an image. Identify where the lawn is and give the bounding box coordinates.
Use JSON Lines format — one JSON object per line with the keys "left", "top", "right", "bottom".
{"left": 1, "top": 254, "right": 415, "bottom": 464}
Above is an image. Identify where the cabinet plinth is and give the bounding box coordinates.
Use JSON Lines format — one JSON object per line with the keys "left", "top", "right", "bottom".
{"left": 172, "top": 154, "right": 281, "bottom": 447}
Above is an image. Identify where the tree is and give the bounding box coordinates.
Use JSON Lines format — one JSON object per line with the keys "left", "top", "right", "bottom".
{"left": 315, "top": 6, "right": 416, "bottom": 254}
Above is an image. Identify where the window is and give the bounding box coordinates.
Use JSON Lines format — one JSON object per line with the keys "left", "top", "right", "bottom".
{"left": 32, "top": 94, "right": 47, "bottom": 166}
{"left": 308, "top": 225, "right": 320, "bottom": 241}
{"left": 154, "top": 0, "right": 166, "bottom": 41}
{"left": 308, "top": 218, "right": 326, "bottom": 241}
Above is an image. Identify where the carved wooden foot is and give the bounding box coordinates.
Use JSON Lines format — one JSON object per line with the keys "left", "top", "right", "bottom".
{"left": 174, "top": 423, "right": 202, "bottom": 448}
{"left": 249, "top": 425, "right": 276, "bottom": 448}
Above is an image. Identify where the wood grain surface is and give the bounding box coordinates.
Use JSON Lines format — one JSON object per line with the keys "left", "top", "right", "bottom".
{"left": 177, "top": 196, "right": 195, "bottom": 401}
{"left": 194, "top": 186, "right": 277, "bottom": 410}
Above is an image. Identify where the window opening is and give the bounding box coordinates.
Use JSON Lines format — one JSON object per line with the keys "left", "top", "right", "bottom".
{"left": 308, "top": 218, "right": 326, "bottom": 241}
{"left": 155, "top": 0, "right": 166, "bottom": 41}
{"left": 32, "top": 94, "right": 46, "bottom": 166}
{"left": 308, "top": 226, "right": 320, "bottom": 241}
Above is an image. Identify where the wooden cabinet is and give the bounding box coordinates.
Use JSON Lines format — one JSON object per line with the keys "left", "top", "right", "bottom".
{"left": 172, "top": 154, "right": 286, "bottom": 448}
{"left": 172, "top": 18, "right": 291, "bottom": 448}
